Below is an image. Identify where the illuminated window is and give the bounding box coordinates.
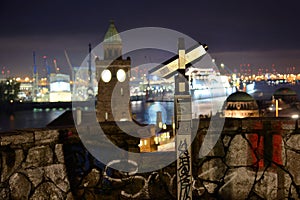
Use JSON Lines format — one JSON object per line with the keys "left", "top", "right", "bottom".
{"left": 117, "top": 69, "right": 126, "bottom": 82}
{"left": 101, "top": 69, "right": 112, "bottom": 83}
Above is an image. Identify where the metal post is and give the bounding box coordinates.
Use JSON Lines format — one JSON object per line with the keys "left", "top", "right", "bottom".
{"left": 175, "top": 38, "right": 193, "bottom": 200}
{"left": 156, "top": 111, "right": 163, "bottom": 129}
{"left": 275, "top": 99, "right": 279, "bottom": 117}
{"left": 76, "top": 107, "right": 82, "bottom": 125}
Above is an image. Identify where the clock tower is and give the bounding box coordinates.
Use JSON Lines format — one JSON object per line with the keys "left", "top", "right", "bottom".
{"left": 96, "top": 21, "right": 132, "bottom": 122}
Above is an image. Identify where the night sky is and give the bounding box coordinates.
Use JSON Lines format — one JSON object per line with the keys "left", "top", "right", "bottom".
{"left": 1, "top": 0, "right": 300, "bottom": 77}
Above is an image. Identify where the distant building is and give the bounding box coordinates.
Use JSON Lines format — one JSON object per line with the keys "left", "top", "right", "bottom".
{"left": 265, "top": 87, "right": 300, "bottom": 118}
{"left": 19, "top": 82, "right": 33, "bottom": 101}
{"left": 223, "top": 91, "right": 259, "bottom": 118}
{"left": 49, "top": 73, "right": 71, "bottom": 102}
{"left": 273, "top": 87, "right": 298, "bottom": 103}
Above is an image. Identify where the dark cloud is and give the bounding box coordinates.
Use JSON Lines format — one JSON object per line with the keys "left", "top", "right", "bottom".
{"left": 0, "top": 0, "right": 300, "bottom": 76}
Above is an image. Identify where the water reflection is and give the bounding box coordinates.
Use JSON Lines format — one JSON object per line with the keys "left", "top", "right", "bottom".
{"left": 131, "top": 96, "right": 226, "bottom": 125}
{"left": 131, "top": 101, "right": 173, "bottom": 125}
{"left": 146, "top": 102, "right": 172, "bottom": 125}
{"left": 0, "top": 109, "right": 65, "bottom": 132}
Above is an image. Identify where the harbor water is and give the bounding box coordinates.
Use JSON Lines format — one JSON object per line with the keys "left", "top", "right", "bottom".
{"left": 0, "top": 97, "right": 227, "bottom": 132}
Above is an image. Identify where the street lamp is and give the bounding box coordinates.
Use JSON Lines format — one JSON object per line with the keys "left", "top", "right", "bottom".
{"left": 291, "top": 114, "right": 299, "bottom": 130}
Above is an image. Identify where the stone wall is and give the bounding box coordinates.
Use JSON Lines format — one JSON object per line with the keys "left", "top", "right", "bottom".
{"left": 192, "top": 118, "right": 300, "bottom": 199}
{"left": 0, "top": 125, "right": 143, "bottom": 200}
{"left": 1, "top": 118, "right": 300, "bottom": 199}
{"left": 0, "top": 129, "right": 73, "bottom": 199}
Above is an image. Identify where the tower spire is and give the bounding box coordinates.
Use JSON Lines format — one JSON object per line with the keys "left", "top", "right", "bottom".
{"left": 103, "top": 20, "right": 122, "bottom": 60}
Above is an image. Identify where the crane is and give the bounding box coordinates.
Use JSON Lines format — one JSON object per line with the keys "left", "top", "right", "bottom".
{"left": 32, "top": 51, "right": 39, "bottom": 101}
{"left": 53, "top": 59, "right": 59, "bottom": 74}
{"left": 43, "top": 56, "right": 51, "bottom": 76}
{"left": 64, "top": 49, "right": 74, "bottom": 81}
{"left": 64, "top": 49, "right": 77, "bottom": 98}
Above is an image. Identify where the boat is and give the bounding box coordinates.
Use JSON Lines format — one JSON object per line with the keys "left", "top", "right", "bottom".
{"left": 186, "top": 68, "right": 235, "bottom": 100}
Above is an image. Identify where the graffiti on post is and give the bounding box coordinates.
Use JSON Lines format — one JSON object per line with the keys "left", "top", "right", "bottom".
{"left": 178, "top": 138, "right": 192, "bottom": 200}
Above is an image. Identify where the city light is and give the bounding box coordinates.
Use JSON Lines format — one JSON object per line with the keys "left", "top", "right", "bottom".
{"left": 291, "top": 114, "right": 299, "bottom": 119}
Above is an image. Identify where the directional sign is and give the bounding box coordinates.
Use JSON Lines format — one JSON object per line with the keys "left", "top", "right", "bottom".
{"left": 148, "top": 44, "right": 207, "bottom": 79}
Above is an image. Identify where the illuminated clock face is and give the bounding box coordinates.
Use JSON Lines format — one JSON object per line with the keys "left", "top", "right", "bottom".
{"left": 116, "top": 69, "right": 126, "bottom": 82}
{"left": 101, "top": 69, "right": 112, "bottom": 83}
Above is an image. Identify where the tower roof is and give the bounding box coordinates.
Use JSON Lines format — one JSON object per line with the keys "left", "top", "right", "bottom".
{"left": 226, "top": 91, "right": 255, "bottom": 102}
{"left": 274, "top": 87, "right": 297, "bottom": 96}
{"left": 103, "top": 20, "right": 122, "bottom": 43}
{"left": 224, "top": 91, "right": 259, "bottom": 111}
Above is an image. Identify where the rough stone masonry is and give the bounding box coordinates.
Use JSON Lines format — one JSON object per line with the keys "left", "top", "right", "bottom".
{"left": 0, "top": 118, "right": 300, "bottom": 199}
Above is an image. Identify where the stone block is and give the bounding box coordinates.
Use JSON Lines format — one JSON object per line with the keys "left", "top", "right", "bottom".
{"left": 219, "top": 167, "right": 255, "bottom": 199}
{"left": 254, "top": 171, "right": 278, "bottom": 199}
{"left": 203, "top": 181, "right": 218, "bottom": 194}
{"left": 286, "top": 150, "right": 300, "bottom": 185}
{"left": 23, "top": 145, "right": 53, "bottom": 168}
{"left": 282, "top": 171, "right": 293, "bottom": 199}
{"left": 269, "top": 120, "right": 295, "bottom": 130}
{"left": 281, "top": 140, "right": 287, "bottom": 166}
{"left": 290, "top": 185, "right": 299, "bottom": 199}
{"left": 281, "top": 120, "right": 296, "bottom": 130}
{"left": 225, "top": 135, "right": 250, "bottom": 167}
{"left": 34, "top": 129, "right": 60, "bottom": 145}
{"left": 286, "top": 134, "right": 300, "bottom": 150}
{"left": 44, "top": 164, "right": 70, "bottom": 192}
{"left": 26, "top": 167, "right": 44, "bottom": 187}
{"left": 9, "top": 173, "right": 31, "bottom": 200}
{"left": 198, "top": 158, "right": 227, "bottom": 182}
{"left": 55, "top": 144, "right": 65, "bottom": 163}
{"left": 242, "top": 119, "right": 263, "bottom": 130}
{"left": 30, "top": 182, "right": 64, "bottom": 200}
{"left": 0, "top": 132, "right": 33, "bottom": 146}
{"left": 1, "top": 149, "right": 24, "bottom": 182}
